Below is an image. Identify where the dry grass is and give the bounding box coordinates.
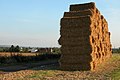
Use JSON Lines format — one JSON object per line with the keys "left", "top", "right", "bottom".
{"left": 0, "top": 52, "right": 38, "bottom": 57}
{"left": 0, "top": 53, "right": 120, "bottom": 80}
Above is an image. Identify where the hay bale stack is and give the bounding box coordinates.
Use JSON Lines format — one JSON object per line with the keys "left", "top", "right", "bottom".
{"left": 58, "top": 2, "right": 112, "bottom": 71}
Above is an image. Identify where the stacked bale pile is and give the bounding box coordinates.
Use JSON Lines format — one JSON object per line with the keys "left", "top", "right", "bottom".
{"left": 58, "top": 2, "right": 112, "bottom": 71}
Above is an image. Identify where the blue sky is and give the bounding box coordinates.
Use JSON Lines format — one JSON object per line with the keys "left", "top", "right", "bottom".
{"left": 0, "top": 0, "right": 120, "bottom": 47}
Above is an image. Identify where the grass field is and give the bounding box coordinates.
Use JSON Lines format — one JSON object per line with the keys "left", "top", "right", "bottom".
{"left": 0, "top": 53, "right": 120, "bottom": 80}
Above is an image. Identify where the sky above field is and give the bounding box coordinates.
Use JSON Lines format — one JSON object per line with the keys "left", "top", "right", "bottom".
{"left": 0, "top": 0, "right": 120, "bottom": 47}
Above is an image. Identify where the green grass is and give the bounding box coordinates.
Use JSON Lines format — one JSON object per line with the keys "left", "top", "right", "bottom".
{"left": 25, "top": 70, "right": 55, "bottom": 79}
{"left": 111, "top": 54, "right": 120, "bottom": 62}
{"left": 110, "top": 68, "right": 120, "bottom": 80}
{"left": 104, "top": 53, "right": 120, "bottom": 80}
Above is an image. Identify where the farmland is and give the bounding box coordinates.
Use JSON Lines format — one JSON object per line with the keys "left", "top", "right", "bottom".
{"left": 0, "top": 53, "right": 120, "bottom": 80}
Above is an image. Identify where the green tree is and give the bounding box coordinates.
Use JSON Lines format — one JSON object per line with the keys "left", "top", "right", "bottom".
{"left": 14, "top": 45, "right": 20, "bottom": 52}
{"left": 9, "top": 45, "right": 15, "bottom": 52}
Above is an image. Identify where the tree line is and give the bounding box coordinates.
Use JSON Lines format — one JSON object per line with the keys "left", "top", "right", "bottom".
{"left": 9, "top": 45, "right": 20, "bottom": 52}
{"left": 0, "top": 45, "right": 20, "bottom": 52}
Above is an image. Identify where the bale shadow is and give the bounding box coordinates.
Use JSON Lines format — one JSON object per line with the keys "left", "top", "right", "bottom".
{"left": 0, "top": 60, "right": 60, "bottom": 72}
{"left": 0, "top": 53, "right": 61, "bottom": 72}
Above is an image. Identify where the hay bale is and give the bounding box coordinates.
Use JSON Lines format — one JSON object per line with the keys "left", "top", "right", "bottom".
{"left": 60, "top": 16, "right": 92, "bottom": 27}
{"left": 70, "top": 2, "right": 95, "bottom": 11}
{"left": 58, "top": 2, "right": 112, "bottom": 71}
{"left": 60, "top": 63, "right": 91, "bottom": 71}
{"left": 59, "top": 54, "right": 92, "bottom": 64}
{"left": 64, "top": 9, "right": 94, "bottom": 17}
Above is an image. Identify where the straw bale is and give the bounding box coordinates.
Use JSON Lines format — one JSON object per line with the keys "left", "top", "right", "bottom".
{"left": 60, "top": 54, "right": 92, "bottom": 60}
{"left": 60, "top": 16, "right": 92, "bottom": 27}
{"left": 59, "top": 37, "right": 91, "bottom": 45}
{"left": 60, "top": 57, "right": 92, "bottom": 64}
{"left": 59, "top": 36, "right": 84, "bottom": 40}
{"left": 60, "top": 27, "right": 90, "bottom": 33}
{"left": 60, "top": 21, "right": 94, "bottom": 29}
{"left": 60, "top": 63, "right": 91, "bottom": 71}
{"left": 61, "top": 51, "right": 91, "bottom": 55}
{"left": 60, "top": 32, "right": 91, "bottom": 37}
{"left": 60, "top": 24, "right": 90, "bottom": 29}
{"left": 61, "top": 45, "right": 92, "bottom": 53}
{"left": 64, "top": 9, "right": 94, "bottom": 17}
{"left": 58, "top": 27, "right": 90, "bottom": 35}
{"left": 58, "top": 39, "right": 88, "bottom": 46}
{"left": 60, "top": 47, "right": 92, "bottom": 55}
{"left": 70, "top": 2, "right": 95, "bottom": 11}
{"left": 58, "top": 2, "right": 112, "bottom": 71}
{"left": 60, "top": 60, "right": 91, "bottom": 65}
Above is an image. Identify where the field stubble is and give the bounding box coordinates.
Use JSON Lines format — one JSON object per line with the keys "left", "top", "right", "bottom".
{"left": 0, "top": 53, "right": 120, "bottom": 80}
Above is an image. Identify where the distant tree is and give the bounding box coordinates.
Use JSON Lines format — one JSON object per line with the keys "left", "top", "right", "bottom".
{"left": 3, "top": 48, "right": 9, "bottom": 52}
{"left": 52, "top": 47, "right": 61, "bottom": 54}
{"left": 0, "top": 48, "right": 3, "bottom": 52}
{"left": 14, "top": 45, "right": 20, "bottom": 52}
{"left": 9, "top": 45, "right": 15, "bottom": 52}
{"left": 21, "top": 47, "right": 29, "bottom": 53}
{"left": 9, "top": 45, "right": 20, "bottom": 52}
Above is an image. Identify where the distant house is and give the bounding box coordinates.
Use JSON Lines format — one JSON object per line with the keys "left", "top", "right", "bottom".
{"left": 20, "top": 47, "right": 23, "bottom": 52}
{"left": 28, "top": 48, "right": 38, "bottom": 53}
{"left": 38, "top": 48, "right": 53, "bottom": 53}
